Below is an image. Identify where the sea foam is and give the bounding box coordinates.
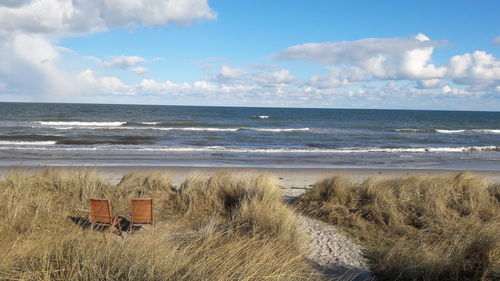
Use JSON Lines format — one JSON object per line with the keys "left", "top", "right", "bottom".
{"left": 0, "top": 141, "right": 56, "bottom": 146}
{"left": 2, "top": 144, "right": 497, "bottom": 154}
{"left": 396, "top": 128, "right": 500, "bottom": 134}
{"left": 36, "top": 121, "right": 126, "bottom": 126}
{"left": 41, "top": 125, "right": 310, "bottom": 132}
{"left": 435, "top": 129, "right": 500, "bottom": 134}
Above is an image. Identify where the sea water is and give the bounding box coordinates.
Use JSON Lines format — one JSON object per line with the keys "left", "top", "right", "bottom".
{"left": 0, "top": 102, "right": 499, "bottom": 169}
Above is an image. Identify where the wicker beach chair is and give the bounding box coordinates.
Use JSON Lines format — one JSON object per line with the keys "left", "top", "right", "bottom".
{"left": 89, "top": 198, "right": 122, "bottom": 235}
{"left": 130, "top": 198, "right": 154, "bottom": 232}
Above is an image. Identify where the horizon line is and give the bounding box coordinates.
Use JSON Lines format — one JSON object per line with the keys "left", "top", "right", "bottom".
{"left": 0, "top": 101, "right": 498, "bottom": 113}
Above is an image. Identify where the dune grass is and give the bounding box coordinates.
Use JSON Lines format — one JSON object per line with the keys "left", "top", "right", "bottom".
{"left": 164, "top": 171, "right": 301, "bottom": 242}
{"left": 0, "top": 168, "right": 316, "bottom": 281}
{"left": 296, "top": 172, "right": 500, "bottom": 281}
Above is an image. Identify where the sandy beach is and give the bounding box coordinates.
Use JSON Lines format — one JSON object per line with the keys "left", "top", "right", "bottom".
{"left": 2, "top": 166, "right": 499, "bottom": 196}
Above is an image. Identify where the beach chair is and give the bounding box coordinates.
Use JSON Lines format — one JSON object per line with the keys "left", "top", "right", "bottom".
{"left": 130, "top": 198, "right": 154, "bottom": 232}
{"left": 89, "top": 198, "right": 122, "bottom": 235}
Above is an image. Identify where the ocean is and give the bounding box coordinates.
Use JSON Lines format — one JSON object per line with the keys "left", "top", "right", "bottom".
{"left": 0, "top": 102, "right": 499, "bottom": 169}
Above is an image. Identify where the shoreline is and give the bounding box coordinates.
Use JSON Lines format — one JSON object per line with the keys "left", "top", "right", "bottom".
{"left": 2, "top": 166, "right": 499, "bottom": 197}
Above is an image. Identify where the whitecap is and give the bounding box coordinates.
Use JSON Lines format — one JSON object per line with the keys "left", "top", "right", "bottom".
{"left": 396, "top": 128, "right": 500, "bottom": 134}
{"left": 35, "top": 121, "right": 126, "bottom": 127}
{"left": 4, "top": 144, "right": 498, "bottom": 154}
{"left": 245, "top": 127, "right": 310, "bottom": 132}
{"left": 46, "top": 126, "right": 309, "bottom": 133}
{"left": 0, "top": 141, "right": 56, "bottom": 146}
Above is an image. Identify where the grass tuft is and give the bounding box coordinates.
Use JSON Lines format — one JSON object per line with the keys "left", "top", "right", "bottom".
{"left": 165, "top": 170, "right": 302, "bottom": 243}
{"left": 297, "top": 172, "right": 500, "bottom": 281}
{"left": 0, "top": 168, "right": 316, "bottom": 281}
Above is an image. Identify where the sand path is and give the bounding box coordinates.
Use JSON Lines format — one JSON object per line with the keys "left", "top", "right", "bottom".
{"left": 298, "top": 216, "right": 373, "bottom": 280}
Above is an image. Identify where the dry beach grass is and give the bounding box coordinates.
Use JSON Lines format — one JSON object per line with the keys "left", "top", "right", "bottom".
{"left": 0, "top": 168, "right": 316, "bottom": 281}
{"left": 296, "top": 172, "right": 500, "bottom": 280}
{"left": 1, "top": 168, "right": 498, "bottom": 281}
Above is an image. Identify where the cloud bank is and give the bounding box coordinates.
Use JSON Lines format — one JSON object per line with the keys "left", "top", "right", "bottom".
{"left": 0, "top": 2, "right": 498, "bottom": 110}
{"left": 0, "top": 0, "right": 216, "bottom": 100}
{"left": 0, "top": 0, "right": 216, "bottom": 36}
{"left": 274, "top": 34, "right": 500, "bottom": 96}
{"left": 274, "top": 34, "right": 447, "bottom": 80}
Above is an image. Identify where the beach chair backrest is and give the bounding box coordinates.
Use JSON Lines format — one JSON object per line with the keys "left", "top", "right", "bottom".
{"left": 89, "top": 199, "right": 113, "bottom": 224}
{"left": 131, "top": 198, "right": 153, "bottom": 225}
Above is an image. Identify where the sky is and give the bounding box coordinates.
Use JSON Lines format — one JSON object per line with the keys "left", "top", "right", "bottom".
{"left": 0, "top": 0, "right": 499, "bottom": 111}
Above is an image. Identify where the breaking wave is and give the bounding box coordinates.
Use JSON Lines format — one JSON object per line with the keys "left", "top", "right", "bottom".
{"left": 243, "top": 127, "right": 309, "bottom": 132}
{"left": 0, "top": 140, "right": 56, "bottom": 146}
{"left": 1, "top": 144, "right": 498, "bottom": 153}
{"left": 34, "top": 123, "right": 310, "bottom": 132}
{"left": 35, "top": 121, "right": 126, "bottom": 127}
{"left": 435, "top": 129, "right": 500, "bottom": 134}
{"left": 396, "top": 128, "right": 500, "bottom": 134}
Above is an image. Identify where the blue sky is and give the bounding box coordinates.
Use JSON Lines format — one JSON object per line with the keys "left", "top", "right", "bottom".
{"left": 0, "top": 0, "right": 499, "bottom": 110}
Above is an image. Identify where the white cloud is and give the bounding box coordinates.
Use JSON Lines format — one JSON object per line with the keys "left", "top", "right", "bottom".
{"left": 42, "top": 69, "right": 495, "bottom": 110}
{"left": 441, "top": 85, "right": 474, "bottom": 96}
{"left": 213, "top": 66, "right": 297, "bottom": 88}
{"left": 0, "top": 0, "right": 216, "bottom": 100}
{"left": 417, "top": 79, "right": 441, "bottom": 89}
{"left": 78, "top": 69, "right": 134, "bottom": 95}
{"left": 448, "top": 51, "right": 500, "bottom": 89}
{"left": 0, "top": 33, "right": 75, "bottom": 100}
{"left": 137, "top": 79, "right": 266, "bottom": 105}
{"left": 309, "top": 66, "right": 367, "bottom": 88}
{"left": 275, "top": 34, "right": 500, "bottom": 95}
{"left": 54, "top": 45, "right": 73, "bottom": 53}
{"left": 492, "top": 36, "right": 500, "bottom": 46}
{"left": 252, "top": 69, "right": 296, "bottom": 87}
{"left": 139, "top": 79, "right": 256, "bottom": 96}
{"left": 0, "top": 0, "right": 216, "bottom": 37}
{"left": 99, "top": 56, "right": 147, "bottom": 69}
{"left": 274, "top": 34, "right": 447, "bottom": 80}
{"left": 139, "top": 79, "right": 191, "bottom": 94}
{"left": 131, "top": 67, "right": 148, "bottom": 75}
{"left": 0, "top": 1, "right": 497, "bottom": 110}
{"left": 214, "top": 66, "right": 246, "bottom": 84}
